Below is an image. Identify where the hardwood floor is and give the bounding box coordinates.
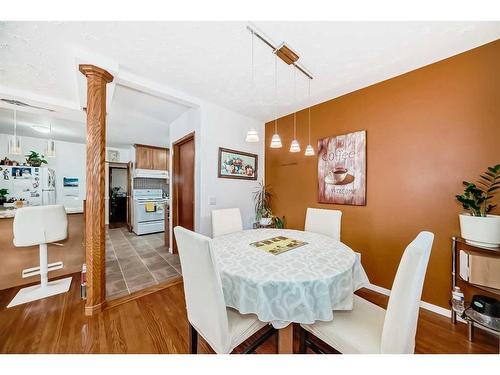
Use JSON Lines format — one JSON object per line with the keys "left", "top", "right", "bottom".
{"left": 0, "top": 274, "right": 497, "bottom": 354}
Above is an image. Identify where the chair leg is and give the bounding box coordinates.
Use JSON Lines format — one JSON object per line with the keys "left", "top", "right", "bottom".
{"left": 189, "top": 324, "right": 198, "bottom": 354}
{"left": 299, "top": 327, "right": 307, "bottom": 354}
{"left": 242, "top": 327, "right": 276, "bottom": 354}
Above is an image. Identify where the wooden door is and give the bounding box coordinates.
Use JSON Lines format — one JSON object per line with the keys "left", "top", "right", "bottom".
{"left": 172, "top": 133, "right": 195, "bottom": 253}
{"left": 126, "top": 161, "right": 133, "bottom": 232}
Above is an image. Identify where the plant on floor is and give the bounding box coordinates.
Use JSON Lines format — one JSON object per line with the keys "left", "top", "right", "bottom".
{"left": 456, "top": 164, "right": 500, "bottom": 217}
{"left": 0, "top": 188, "right": 8, "bottom": 205}
{"left": 25, "top": 151, "right": 48, "bottom": 167}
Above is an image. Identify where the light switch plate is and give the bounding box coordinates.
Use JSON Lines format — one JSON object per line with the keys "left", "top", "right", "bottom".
{"left": 209, "top": 197, "right": 216, "bottom": 205}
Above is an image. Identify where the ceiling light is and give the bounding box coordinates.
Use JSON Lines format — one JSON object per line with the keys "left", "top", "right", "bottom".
{"left": 305, "top": 79, "right": 315, "bottom": 156}
{"left": 245, "top": 128, "right": 259, "bottom": 142}
{"left": 31, "top": 124, "right": 51, "bottom": 134}
{"left": 46, "top": 123, "right": 56, "bottom": 157}
{"left": 289, "top": 139, "right": 301, "bottom": 153}
{"left": 8, "top": 110, "right": 22, "bottom": 155}
{"left": 270, "top": 133, "right": 282, "bottom": 148}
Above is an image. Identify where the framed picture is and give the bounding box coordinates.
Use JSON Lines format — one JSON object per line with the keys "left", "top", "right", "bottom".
{"left": 63, "top": 177, "right": 79, "bottom": 187}
{"left": 218, "top": 147, "right": 258, "bottom": 180}
{"left": 317, "top": 130, "right": 366, "bottom": 205}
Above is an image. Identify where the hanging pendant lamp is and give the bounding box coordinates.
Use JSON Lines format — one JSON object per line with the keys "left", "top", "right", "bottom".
{"left": 245, "top": 30, "right": 260, "bottom": 143}
{"left": 46, "top": 123, "right": 56, "bottom": 157}
{"left": 289, "top": 66, "right": 300, "bottom": 153}
{"left": 8, "top": 110, "right": 22, "bottom": 155}
{"left": 270, "top": 52, "right": 282, "bottom": 148}
{"left": 304, "top": 79, "right": 314, "bottom": 156}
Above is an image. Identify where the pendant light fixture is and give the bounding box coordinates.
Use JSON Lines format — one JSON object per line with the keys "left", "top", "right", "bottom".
{"left": 270, "top": 52, "right": 282, "bottom": 148}
{"left": 289, "top": 66, "right": 300, "bottom": 153}
{"left": 246, "top": 30, "right": 260, "bottom": 143}
{"left": 8, "top": 110, "right": 22, "bottom": 155}
{"left": 304, "top": 79, "right": 315, "bottom": 156}
{"left": 46, "top": 123, "right": 56, "bottom": 157}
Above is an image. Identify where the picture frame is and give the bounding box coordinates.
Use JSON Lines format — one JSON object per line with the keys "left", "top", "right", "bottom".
{"left": 317, "top": 130, "right": 367, "bottom": 206}
{"left": 218, "top": 147, "right": 258, "bottom": 180}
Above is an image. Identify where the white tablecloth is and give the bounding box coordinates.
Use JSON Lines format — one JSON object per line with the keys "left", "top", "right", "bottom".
{"left": 211, "top": 229, "right": 369, "bottom": 328}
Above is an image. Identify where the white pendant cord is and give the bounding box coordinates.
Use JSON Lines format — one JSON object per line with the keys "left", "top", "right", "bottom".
{"left": 14, "top": 110, "right": 17, "bottom": 138}
{"left": 274, "top": 52, "right": 278, "bottom": 134}
{"left": 308, "top": 80, "right": 311, "bottom": 145}
{"left": 293, "top": 65, "right": 297, "bottom": 140}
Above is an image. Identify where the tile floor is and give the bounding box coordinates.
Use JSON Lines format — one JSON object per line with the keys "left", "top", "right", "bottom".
{"left": 105, "top": 227, "right": 181, "bottom": 300}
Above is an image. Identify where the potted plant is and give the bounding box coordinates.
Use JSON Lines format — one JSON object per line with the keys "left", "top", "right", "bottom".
{"left": 456, "top": 164, "right": 500, "bottom": 248}
{"left": 254, "top": 182, "right": 273, "bottom": 225}
{"left": 25, "top": 151, "right": 48, "bottom": 167}
{"left": 0, "top": 188, "right": 8, "bottom": 206}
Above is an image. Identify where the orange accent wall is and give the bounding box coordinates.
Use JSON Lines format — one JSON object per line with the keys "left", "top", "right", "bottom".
{"left": 265, "top": 40, "right": 500, "bottom": 308}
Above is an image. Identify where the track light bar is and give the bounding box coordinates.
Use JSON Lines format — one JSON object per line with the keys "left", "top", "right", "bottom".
{"left": 246, "top": 24, "right": 314, "bottom": 80}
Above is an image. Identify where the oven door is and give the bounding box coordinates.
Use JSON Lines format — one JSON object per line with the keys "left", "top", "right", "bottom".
{"left": 135, "top": 201, "right": 165, "bottom": 223}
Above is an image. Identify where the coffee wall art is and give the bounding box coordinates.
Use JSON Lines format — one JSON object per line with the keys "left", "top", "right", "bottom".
{"left": 317, "top": 130, "right": 366, "bottom": 205}
{"left": 218, "top": 147, "right": 258, "bottom": 180}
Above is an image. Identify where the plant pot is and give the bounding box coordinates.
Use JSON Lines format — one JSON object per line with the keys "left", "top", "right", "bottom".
{"left": 260, "top": 217, "right": 273, "bottom": 226}
{"left": 459, "top": 214, "right": 500, "bottom": 249}
{"left": 28, "top": 161, "right": 42, "bottom": 167}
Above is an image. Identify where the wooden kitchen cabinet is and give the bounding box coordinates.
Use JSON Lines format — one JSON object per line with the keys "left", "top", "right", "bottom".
{"left": 134, "top": 144, "right": 168, "bottom": 170}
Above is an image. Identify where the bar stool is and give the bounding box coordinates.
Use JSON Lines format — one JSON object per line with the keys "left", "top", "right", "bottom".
{"left": 7, "top": 205, "right": 72, "bottom": 308}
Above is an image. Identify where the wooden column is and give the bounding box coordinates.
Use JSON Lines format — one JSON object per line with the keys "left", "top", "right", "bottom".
{"left": 79, "top": 64, "right": 113, "bottom": 315}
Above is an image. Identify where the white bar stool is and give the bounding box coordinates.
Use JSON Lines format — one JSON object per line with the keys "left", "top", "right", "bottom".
{"left": 7, "top": 205, "right": 72, "bottom": 308}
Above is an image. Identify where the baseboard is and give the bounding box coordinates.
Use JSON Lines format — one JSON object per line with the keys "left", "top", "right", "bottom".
{"left": 364, "top": 283, "right": 455, "bottom": 319}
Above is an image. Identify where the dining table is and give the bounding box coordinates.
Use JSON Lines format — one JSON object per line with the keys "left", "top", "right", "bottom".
{"left": 211, "top": 228, "right": 370, "bottom": 354}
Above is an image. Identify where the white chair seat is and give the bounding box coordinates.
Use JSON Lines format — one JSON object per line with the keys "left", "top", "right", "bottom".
{"left": 302, "top": 295, "right": 386, "bottom": 354}
{"left": 227, "top": 308, "right": 268, "bottom": 352}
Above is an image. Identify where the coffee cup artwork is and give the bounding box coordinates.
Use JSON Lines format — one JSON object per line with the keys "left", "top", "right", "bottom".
{"left": 317, "top": 130, "right": 366, "bottom": 206}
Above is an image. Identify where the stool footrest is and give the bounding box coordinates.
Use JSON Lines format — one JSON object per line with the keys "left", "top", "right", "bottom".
{"left": 7, "top": 277, "right": 72, "bottom": 308}
{"left": 22, "top": 261, "right": 63, "bottom": 278}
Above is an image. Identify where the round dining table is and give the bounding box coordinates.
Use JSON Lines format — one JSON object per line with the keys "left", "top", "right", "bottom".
{"left": 211, "top": 228, "right": 369, "bottom": 353}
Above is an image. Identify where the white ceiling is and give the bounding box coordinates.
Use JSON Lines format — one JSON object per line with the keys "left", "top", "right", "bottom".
{"left": 0, "top": 21, "right": 499, "bottom": 145}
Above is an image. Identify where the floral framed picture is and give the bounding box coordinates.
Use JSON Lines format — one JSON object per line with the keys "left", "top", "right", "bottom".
{"left": 218, "top": 147, "right": 258, "bottom": 180}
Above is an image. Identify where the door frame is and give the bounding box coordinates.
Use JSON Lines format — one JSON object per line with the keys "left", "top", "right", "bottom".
{"left": 107, "top": 162, "right": 131, "bottom": 230}
{"left": 171, "top": 132, "right": 195, "bottom": 254}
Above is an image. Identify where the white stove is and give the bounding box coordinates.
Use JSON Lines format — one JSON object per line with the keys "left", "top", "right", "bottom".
{"left": 132, "top": 189, "right": 168, "bottom": 235}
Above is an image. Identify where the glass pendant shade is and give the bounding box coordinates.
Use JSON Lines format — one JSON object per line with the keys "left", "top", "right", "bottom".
{"left": 289, "top": 139, "right": 301, "bottom": 153}
{"left": 305, "top": 144, "right": 315, "bottom": 156}
{"left": 8, "top": 135, "right": 22, "bottom": 155}
{"left": 245, "top": 128, "right": 259, "bottom": 142}
{"left": 46, "top": 139, "right": 56, "bottom": 157}
{"left": 270, "top": 133, "right": 282, "bottom": 148}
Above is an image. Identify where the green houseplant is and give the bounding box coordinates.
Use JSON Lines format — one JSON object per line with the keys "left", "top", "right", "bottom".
{"left": 25, "top": 151, "right": 48, "bottom": 167}
{"left": 0, "top": 188, "right": 8, "bottom": 206}
{"left": 456, "top": 164, "right": 500, "bottom": 248}
{"left": 253, "top": 182, "right": 285, "bottom": 228}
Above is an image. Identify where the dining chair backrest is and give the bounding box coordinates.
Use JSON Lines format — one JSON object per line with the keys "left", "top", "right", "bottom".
{"left": 174, "top": 226, "right": 230, "bottom": 353}
{"left": 211, "top": 208, "right": 243, "bottom": 238}
{"left": 304, "top": 208, "right": 342, "bottom": 241}
{"left": 380, "top": 231, "right": 434, "bottom": 354}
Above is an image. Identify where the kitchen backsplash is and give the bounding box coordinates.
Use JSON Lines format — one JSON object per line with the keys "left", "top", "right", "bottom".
{"left": 133, "top": 178, "right": 169, "bottom": 196}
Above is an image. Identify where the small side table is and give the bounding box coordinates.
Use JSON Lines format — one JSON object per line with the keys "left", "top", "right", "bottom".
{"left": 451, "top": 236, "right": 500, "bottom": 345}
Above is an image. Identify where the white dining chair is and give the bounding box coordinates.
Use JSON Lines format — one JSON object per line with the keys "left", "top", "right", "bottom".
{"left": 174, "top": 226, "right": 275, "bottom": 354}
{"left": 299, "top": 231, "right": 434, "bottom": 354}
{"left": 304, "top": 208, "right": 342, "bottom": 240}
{"left": 211, "top": 208, "right": 243, "bottom": 238}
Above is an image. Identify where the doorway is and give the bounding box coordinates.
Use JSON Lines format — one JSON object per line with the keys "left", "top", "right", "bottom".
{"left": 172, "top": 132, "right": 195, "bottom": 253}
{"left": 108, "top": 162, "right": 131, "bottom": 230}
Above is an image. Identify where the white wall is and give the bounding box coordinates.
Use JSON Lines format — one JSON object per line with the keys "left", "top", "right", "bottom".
{"left": 168, "top": 101, "right": 264, "bottom": 240}
{"left": 110, "top": 168, "right": 128, "bottom": 192}
{"left": 0, "top": 133, "right": 131, "bottom": 211}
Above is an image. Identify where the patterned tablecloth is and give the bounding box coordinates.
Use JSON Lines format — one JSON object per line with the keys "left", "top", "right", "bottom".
{"left": 211, "top": 229, "right": 370, "bottom": 328}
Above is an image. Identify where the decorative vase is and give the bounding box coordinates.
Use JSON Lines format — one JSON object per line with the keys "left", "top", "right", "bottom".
{"left": 260, "top": 217, "right": 272, "bottom": 226}
{"left": 459, "top": 214, "right": 500, "bottom": 249}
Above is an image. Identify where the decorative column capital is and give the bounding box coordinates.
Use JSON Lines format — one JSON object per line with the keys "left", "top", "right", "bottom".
{"left": 79, "top": 64, "right": 114, "bottom": 83}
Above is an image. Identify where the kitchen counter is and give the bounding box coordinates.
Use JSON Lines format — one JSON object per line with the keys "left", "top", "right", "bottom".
{"left": 0, "top": 209, "right": 85, "bottom": 290}
{"left": 0, "top": 206, "right": 84, "bottom": 219}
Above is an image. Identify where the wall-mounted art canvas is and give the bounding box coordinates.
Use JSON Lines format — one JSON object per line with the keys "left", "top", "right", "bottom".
{"left": 218, "top": 147, "right": 258, "bottom": 180}
{"left": 317, "top": 130, "right": 366, "bottom": 205}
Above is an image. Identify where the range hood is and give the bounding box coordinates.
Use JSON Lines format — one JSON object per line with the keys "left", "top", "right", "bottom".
{"left": 134, "top": 169, "right": 169, "bottom": 179}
